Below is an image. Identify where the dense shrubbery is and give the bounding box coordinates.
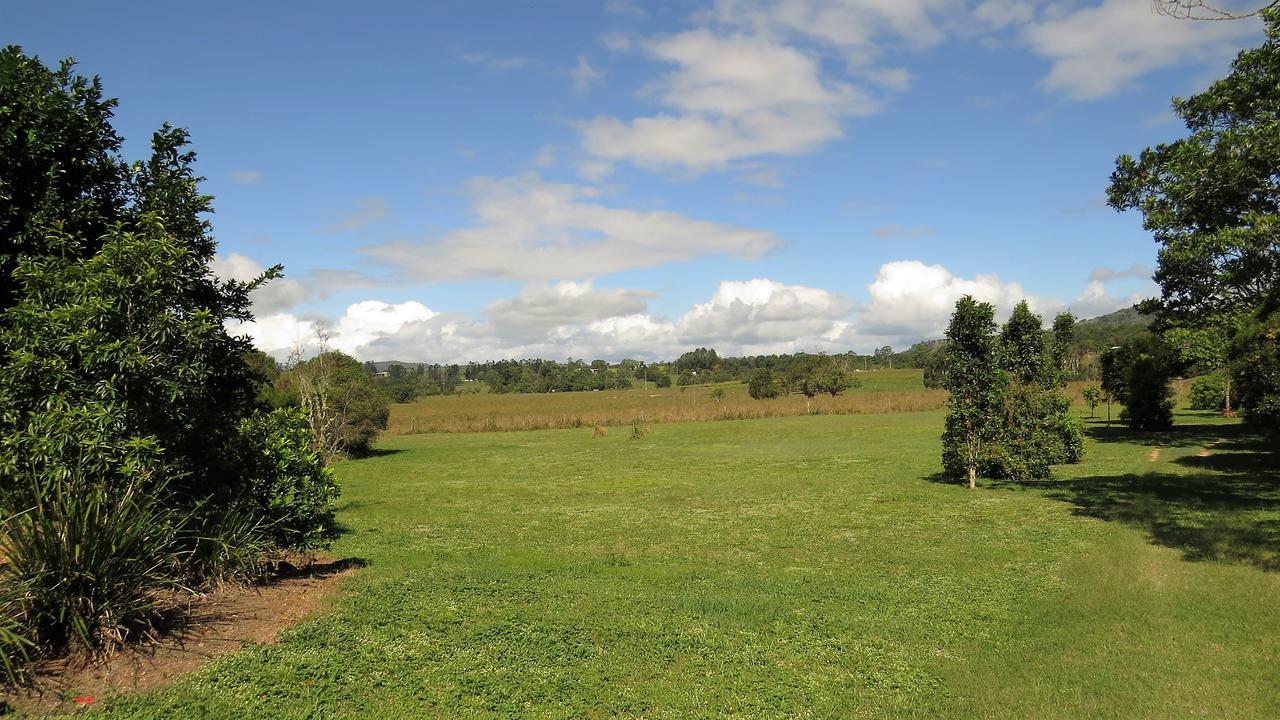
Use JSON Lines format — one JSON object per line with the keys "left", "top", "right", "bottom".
{"left": 941, "top": 298, "right": 1084, "bottom": 485}
{"left": 1188, "top": 370, "right": 1239, "bottom": 413}
{"left": 0, "top": 47, "right": 341, "bottom": 680}
{"left": 1102, "top": 337, "right": 1176, "bottom": 432}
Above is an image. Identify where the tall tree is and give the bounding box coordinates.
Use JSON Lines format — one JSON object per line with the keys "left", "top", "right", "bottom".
{"left": 941, "top": 296, "right": 1003, "bottom": 489}
{"left": 1108, "top": 10, "right": 1280, "bottom": 427}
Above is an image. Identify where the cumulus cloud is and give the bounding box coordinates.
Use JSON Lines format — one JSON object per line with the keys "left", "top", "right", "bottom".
{"left": 679, "top": 279, "right": 854, "bottom": 351}
{"left": 230, "top": 262, "right": 1154, "bottom": 363}
{"left": 857, "top": 260, "right": 1043, "bottom": 341}
{"left": 241, "top": 277, "right": 854, "bottom": 362}
{"left": 1024, "top": 0, "right": 1257, "bottom": 100}
{"left": 579, "top": 30, "right": 876, "bottom": 170}
{"left": 322, "top": 196, "right": 390, "bottom": 233}
{"left": 361, "top": 174, "right": 778, "bottom": 281}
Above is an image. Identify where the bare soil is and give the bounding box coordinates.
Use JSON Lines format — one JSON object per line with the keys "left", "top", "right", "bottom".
{"left": 1, "top": 557, "right": 361, "bottom": 715}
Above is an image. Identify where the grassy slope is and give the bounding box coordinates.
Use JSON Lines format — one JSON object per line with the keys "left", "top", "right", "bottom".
{"left": 94, "top": 410, "right": 1278, "bottom": 719}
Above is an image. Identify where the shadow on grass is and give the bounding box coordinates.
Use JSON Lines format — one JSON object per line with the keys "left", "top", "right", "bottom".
{"left": 931, "top": 422, "right": 1280, "bottom": 571}
{"left": 350, "top": 447, "right": 407, "bottom": 459}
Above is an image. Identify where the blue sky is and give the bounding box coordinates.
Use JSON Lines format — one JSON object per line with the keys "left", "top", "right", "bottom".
{"left": 6, "top": 1, "right": 1265, "bottom": 361}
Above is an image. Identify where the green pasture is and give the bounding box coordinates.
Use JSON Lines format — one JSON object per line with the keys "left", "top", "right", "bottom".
{"left": 92, "top": 409, "right": 1279, "bottom": 718}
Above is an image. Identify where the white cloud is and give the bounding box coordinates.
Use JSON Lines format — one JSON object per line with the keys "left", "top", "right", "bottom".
{"left": 571, "top": 55, "right": 604, "bottom": 93}
{"left": 579, "top": 30, "right": 876, "bottom": 170}
{"left": 711, "top": 0, "right": 950, "bottom": 61}
{"left": 232, "top": 263, "right": 1151, "bottom": 362}
{"left": 857, "top": 260, "right": 1043, "bottom": 341}
{"left": 1024, "top": 0, "right": 1257, "bottom": 100}
{"left": 332, "top": 300, "right": 437, "bottom": 356}
{"left": 486, "top": 280, "right": 654, "bottom": 342}
{"left": 229, "top": 170, "right": 263, "bottom": 185}
{"left": 678, "top": 278, "right": 854, "bottom": 352}
{"left": 361, "top": 174, "right": 778, "bottom": 281}
{"left": 228, "top": 313, "right": 317, "bottom": 356}
{"left": 322, "top": 196, "right": 390, "bottom": 233}
{"left": 211, "top": 253, "right": 312, "bottom": 316}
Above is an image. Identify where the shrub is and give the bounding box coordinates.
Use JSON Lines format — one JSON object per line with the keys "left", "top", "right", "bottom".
{"left": 748, "top": 369, "right": 780, "bottom": 399}
{"left": 1188, "top": 370, "right": 1238, "bottom": 412}
{"left": 232, "top": 408, "right": 339, "bottom": 551}
{"left": 1123, "top": 353, "right": 1175, "bottom": 431}
{"left": 982, "top": 384, "right": 1085, "bottom": 481}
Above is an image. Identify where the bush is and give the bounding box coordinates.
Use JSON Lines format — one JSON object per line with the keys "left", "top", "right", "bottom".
{"left": 1123, "top": 353, "right": 1175, "bottom": 431}
{"left": 1188, "top": 371, "right": 1238, "bottom": 412}
{"left": 748, "top": 369, "right": 780, "bottom": 399}
{"left": 232, "top": 408, "right": 340, "bottom": 551}
{"left": 982, "top": 384, "right": 1085, "bottom": 481}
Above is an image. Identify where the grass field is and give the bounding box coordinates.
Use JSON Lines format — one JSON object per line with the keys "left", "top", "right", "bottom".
{"left": 85, "top": 403, "right": 1278, "bottom": 718}
{"left": 384, "top": 370, "right": 1185, "bottom": 435}
{"left": 386, "top": 369, "right": 948, "bottom": 434}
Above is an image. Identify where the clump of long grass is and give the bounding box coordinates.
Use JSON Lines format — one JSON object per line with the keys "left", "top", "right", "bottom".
{"left": 0, "top": 477, "right": 184, "bottom": 662}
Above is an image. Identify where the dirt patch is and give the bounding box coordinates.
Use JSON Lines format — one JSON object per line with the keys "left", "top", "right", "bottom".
{"left": 1197, "top": 439, "right": 1222, "bottom": 458}
{"left": 2, "top": 557, "right": 361, "bottom": 715}
{"left": 1148, "top": 448, "right": 1161, "bottom": 462}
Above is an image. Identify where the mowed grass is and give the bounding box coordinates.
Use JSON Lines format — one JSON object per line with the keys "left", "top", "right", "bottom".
{"left": 89, "top": 408, "right": 1278, "bottom": 718}
{"left": 387, "top": 369, "right": 946, "bottom": 434}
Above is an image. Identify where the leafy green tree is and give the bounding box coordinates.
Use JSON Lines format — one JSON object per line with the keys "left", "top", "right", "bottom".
{"left": 0, "top": 48, "right": 338, "bottom": 666}
{"left": 986, "top": 304, "right": 1084, "bottom": 481}
{"left": 1108, "top": 10, "right": 1280, "bottom": 428}
{"left": 748, "top": 368, "right": 780, "bottom": 399}
{"left": 1000, "top": 301, "right": 1045, "bottom": 385}
{"left": 283, "top": 349, "right": 390, "bottom": 459}
{"left": 1124, "top": 347, "right": 1176, "bottom": 431}
{"left": 0, "top": 47, "right": 129, "bottom": 313}
{"left": 941, "top": 296, "right": 1004, "bottom": 489}
{"left": 1082, "top": 385, "right": 1104, "bottom": 418}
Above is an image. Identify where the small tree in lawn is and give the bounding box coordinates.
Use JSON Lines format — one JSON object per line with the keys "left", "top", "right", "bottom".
{"left": 1082, "top": 385, "right": 1104, "bottom": 418}
{"left": 941, "top": 296, "right": 1004, "bottom": 489}
{"left": 747, "top": 368, "right": 779, "bottom": 399}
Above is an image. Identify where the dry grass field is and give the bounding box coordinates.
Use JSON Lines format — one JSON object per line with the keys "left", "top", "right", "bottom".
{"left": 386, "top": 369, "right": 949, "bottom": 434}
{"left": 385, "top": 369, "right": 1191, "bottom": 435}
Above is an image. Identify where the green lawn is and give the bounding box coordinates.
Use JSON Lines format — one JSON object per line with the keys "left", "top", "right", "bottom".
{"left": 94, "top": 409, "right": 1279, "bottom": 718}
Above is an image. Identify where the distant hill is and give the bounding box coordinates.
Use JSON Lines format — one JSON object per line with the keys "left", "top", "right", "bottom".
{"left": 1073, "top": 305, "right": 1153, "bottom": 352}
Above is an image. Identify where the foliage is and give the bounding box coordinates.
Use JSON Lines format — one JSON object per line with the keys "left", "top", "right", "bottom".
{"left": 748, "top": 368, "right": 781, "bottom": 399}
{"left": 1108, "top": 10, "right": 1280, "bottom": 428}
{"left": 1124, "top": 342, "right": 1177, "bottom": 432}
{"left": 1188, "top": 370, "right": 1240, "bottom": 412}
{"left": 283, "top": 350, "right": 389, "bottom": 459}
{"left": 941, "top": 296, "right": 1003, "bottom": 488}
{"left": 0, "top": 47, "right": 128, "bottom": 313}
{"left": 1081, "top": 385, "right": 1104, "bottom": 418}
{"left": 230, "top": 408, "right": 339, "bottom": 550}
{"left": 0, "top": 48, "right": 336, "bottom": 676}
{"left": 983, "top": 304, "right": 1084, "bottom": 481}
{"left": 1230, "top": 307, "right": 1280, "bottom": 426}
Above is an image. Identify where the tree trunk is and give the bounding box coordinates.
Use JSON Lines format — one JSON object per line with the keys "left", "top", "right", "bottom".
{"left": 968, "top": 464, "right": 976, "bottom": 490}
{"left": 1224, "top": 377, "right": 1232, "bottom": 414}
